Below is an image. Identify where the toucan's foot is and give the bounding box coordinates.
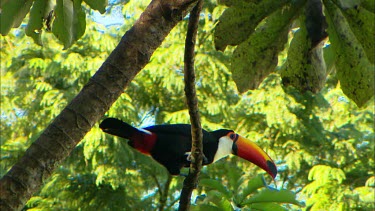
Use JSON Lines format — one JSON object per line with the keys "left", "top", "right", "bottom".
{"left": 186, "top": 152, "right": 209, "bottom": 165}
{"left": 186, "top": 152, "right": 192, "bottom": 161}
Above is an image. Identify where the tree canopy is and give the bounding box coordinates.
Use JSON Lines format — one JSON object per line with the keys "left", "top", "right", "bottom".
{"left": 1, "top": 0, "right": 374, "bottom": 210}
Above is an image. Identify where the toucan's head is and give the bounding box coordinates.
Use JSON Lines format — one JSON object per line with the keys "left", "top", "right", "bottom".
{"left": 212, "top": 129, "right": 277, "bottom": 179}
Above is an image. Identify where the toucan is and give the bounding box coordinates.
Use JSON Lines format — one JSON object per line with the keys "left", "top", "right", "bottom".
{"left": 99, "top": 118, "right": 277, "bottom": 178}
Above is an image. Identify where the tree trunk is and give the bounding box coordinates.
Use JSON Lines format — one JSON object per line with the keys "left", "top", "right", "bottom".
{"left": 0, "top": 0, "right": 197, "bottom": 210}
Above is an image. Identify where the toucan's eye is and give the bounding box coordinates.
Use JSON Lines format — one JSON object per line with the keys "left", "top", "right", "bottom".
{"left": 229, "top": 133, "right": 236, "bottom": 140}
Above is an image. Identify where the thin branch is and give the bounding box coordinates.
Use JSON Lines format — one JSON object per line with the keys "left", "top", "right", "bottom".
{"left": 168, "top": 196, "right": 181, "bottom": 209}
{"left": 159, "top": 174, "right": 173, "bottom": 211}
{"left": 178, "top": 0, "right": 204, "bottom": 210}
{"left": 151, "top": 173, "right": 163, "bottom": 197}
{"left": 0, "top": 0, "right": 199, "bottom": 210}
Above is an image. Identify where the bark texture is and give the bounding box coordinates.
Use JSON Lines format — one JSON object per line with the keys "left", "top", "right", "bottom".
{"left": 0, "top": 0, "right": 197, "bottom": 210}
{"left": 178, "top": 0, "right": 204, "bottom": 210}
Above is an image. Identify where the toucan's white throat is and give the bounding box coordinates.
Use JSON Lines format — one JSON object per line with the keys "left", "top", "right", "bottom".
{"left": 213, "top": 136, "right": 233, "bottom": 163}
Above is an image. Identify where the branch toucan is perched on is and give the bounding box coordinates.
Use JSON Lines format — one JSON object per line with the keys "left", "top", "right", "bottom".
{"left": 99, "top": 118, "right": 277, "bottom": 178}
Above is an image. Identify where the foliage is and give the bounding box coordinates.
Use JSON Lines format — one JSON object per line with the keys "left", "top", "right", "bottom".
{"left": 1, "top": 0, "right": 374, "bottom": 210}
{"left": 302, "top": 165, "right": 375, "bottom": 210}
{"left": 214, "top": 0, "right": 374, "bottom": 107}
{"left": 1, "top": 0, "right": 109, "bottom": 49}
{"left": 323, "top": 0, "right": 374, "bottom": 107}
{"left": 192, "top": 174, "right": 303, "bottom": 211}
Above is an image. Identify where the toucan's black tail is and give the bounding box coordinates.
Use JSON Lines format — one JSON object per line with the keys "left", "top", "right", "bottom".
{"left": 99, "top": 118, "right": 138, "bottom": 139}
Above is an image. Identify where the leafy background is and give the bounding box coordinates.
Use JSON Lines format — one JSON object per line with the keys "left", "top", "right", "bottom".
{"left": 1, "top": 0, "right": 374, "bottom": 210}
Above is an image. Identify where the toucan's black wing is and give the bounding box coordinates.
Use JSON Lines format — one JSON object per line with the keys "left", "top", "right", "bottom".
{"left": 144, "top": 124, "right": 219, "bottom": 170}
{"left": 143, "top": 124, "right": 213, "bottom": 138}
{"left": 143, "top": 124, "right": 215, "bottom": 146}
{"left": 144, "top": 124, "right": 193, "bottom": 135}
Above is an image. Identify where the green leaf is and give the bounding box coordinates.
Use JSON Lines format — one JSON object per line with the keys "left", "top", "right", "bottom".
{"left": 216, "top": 0, "right": 247, "bottom": 7}
{"left": 281, "top": 18, "right": 327, "bottom": 93}
{"left": 235, "top": 174, "right": 265, "bottom": 204}
{"left": 26, "top": 0, "right": 54, "bottom": 46}
{"left": 361, "top": 0, "right": 375, "bottom": 12}
{"left": 307, "top": 165, "right": 346, "bottom": 185}
{"left": 191, "top": 204, "right": 224, "bottom": 211}
{"left": 214, "top": 0, "right": 289, "bottom": 51}
{"left": 354, "top": 186, "right": 375, "bottom": 203}
{"left": 308, "top": 165, "right": 327, "bottom": 182}
{"left": 214, "top": 3, "right": 258, "bottom": 51}
{"left": 242, "top": 189, "right": 305, "bottom": 206}
{"left": 365, "top": 176, "right": 374, "bottom": 187}
{"left": 284, "top": 151, "right": 303, "bottom": 171}
{"left": 231, "top": 2, "right": 304, "bottom": 92}
{"left": 199, "top": 179, "right": 231, "bottom": 199}
{"left": 84, "top": 0, "right": 107, "bottom": 14}
{"left": 330, "top": 168, "right": 346, "bottom": 184}
{"left": 0, "top": 0, "right": 10, "bottom": 8}
{"left": 249, "top": 202, "right": 288, "bottom": 211}
{"left": 210, "top": 190, "right": 233, "bottom": 211}
{"left": 341, "top": 5, "right": 374, "bottom": 63}
{"left": 323, "top": 44, "right": 336, "bottom": 73}
{"left": 52, "top": 0, "right": 86, "bottom": 49}
{"left": 0, "top": 0, "right": 33, "bottom": 35}
{"left": 26, "top": 196, "right": 44, "bottom": 208}
{"left": 337, "top": 0, "right": 361, "bottom": 9}
{"left": 324, "top": 1, "right": 374, "bottom": 107}
{"left": 226, "top": 164, "right": 242, "bottom": 190}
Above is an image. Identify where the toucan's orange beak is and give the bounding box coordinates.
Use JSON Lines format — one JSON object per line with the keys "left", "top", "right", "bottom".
{"left": 232, "top": 135, "right": 277, "bottom": 179}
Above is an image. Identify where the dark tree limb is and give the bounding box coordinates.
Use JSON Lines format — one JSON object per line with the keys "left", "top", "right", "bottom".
{"left": 178, "top": 0, "right": 204, "bottom": 210}
{"left": 0, "top": 0, "right": 198, "bottom": 210}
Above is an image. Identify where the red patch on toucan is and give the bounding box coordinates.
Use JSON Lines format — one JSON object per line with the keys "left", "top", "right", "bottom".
{"left": 132, "top": 132, "right": 157, "bottom": 155}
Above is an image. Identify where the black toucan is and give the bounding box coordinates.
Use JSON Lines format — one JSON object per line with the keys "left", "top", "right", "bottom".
{"left": 99, "top": 118, "right": 277, "bottom": 178}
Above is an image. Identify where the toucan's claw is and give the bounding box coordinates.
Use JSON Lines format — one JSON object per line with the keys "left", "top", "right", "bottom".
{"left": 186, "top": 152, "right": 209, "bottom": 165}
{"left": 186, "top": 152, "right": 192, "bottom": 161}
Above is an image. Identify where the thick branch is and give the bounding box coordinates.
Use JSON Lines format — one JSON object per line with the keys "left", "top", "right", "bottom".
{"left": 178, "top": 0, "right": 204, "bottom": 210}
{"left": 0, "top": 0, "right": 198, "bottom": 210}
